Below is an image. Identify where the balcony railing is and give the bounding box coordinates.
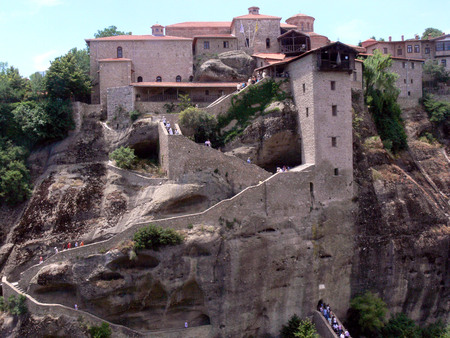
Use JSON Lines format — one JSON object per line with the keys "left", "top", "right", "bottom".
{"left": 318, "top": 60, "right": 351, "bottom": 71}
{"left": 141, "top": 94, "right": 223, "bottom": 103}
{"left": 280, "top": 45, "right": 307, "bottom": 53}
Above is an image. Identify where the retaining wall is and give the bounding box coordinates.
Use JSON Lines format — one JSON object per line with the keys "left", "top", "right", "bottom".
{"left": 107, "top": 163, "right": 167, "bottom": 187}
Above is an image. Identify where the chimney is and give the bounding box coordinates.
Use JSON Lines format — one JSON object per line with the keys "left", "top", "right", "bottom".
{"left": 248, "top": 6, "right": 260, "bottom": 15}
{"left": 401, "top": 35, "right": 404, "bottom": 41}
{"left": 389, "top": 36, "right": 392, "bottom": 42}
{"left": 428, "top": 34, "right": 431, "bottom": 40}
{"left": 415, "top": 34, "right": 419, "bottom": 40}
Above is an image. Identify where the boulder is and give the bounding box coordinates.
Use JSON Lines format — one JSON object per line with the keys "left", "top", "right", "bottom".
{"left": 195, "top": 59, "right": 245, "bottom": 82}
{"left": 218, "top": 50, "right": 256, "bottom": 77}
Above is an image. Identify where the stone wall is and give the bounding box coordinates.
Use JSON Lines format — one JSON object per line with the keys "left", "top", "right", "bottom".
{"left": 312, "top": 311, "right": 338, "bottom": 338}
{"left": 391, "top": 59, "right": 423, "bottom": 99}
{"left": 99, "top": 60, "right": 132, "bottom": 108}
{"left": 231, "top": 18, "right": 281, "bottom": 54}
{"left": 194, "top": 37, "right": 238, "bottom": 56}
{"left": 107, "top": 86, "right": 134, "bottom": 129}
{"left": 165, "top": 25, "right": 232, "bottom": 38}
{"left": 135, "top": 102, "right": 168, "bottom": 114}
{"left": 158, "top": 122, "right": 271, "bottom": 191}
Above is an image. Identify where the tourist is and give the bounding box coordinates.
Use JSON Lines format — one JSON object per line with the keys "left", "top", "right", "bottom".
{"left": 247, "top": 157, "right": 251, "bottom": 163}
{"left": 169, "top": 127, "right": 173, "bottom": 135}
{"left": 236, "top": 83, "right": 241, "bottom": 91}
{"left": 185, "top": 321, "right": 188, "bottom": 328}
{"left": 54, "top": 247, "right": 58, "bottom": 254}
{"left": 75, "top": 241, "right": 78, "bottom": 247}
{"left": 205, "top": 140, "right": 211, "bottom": 147}
{"left": 175, "top": 129, "right": 180, "bottom": 135}
{"left": 39, "top": 256, "right": 43, "bottom": 264}
{"left": 276, "top": 167, "right": 282, "bottom": 173}
{"left": 74, "top": 304, "right": 78, "bottom": 310}
{"left": 67, "top": 242, "right": 71, "bottom": 249}
{"left": 80, "top": 241, "right": 84, "bottom": 246}
{"left": 162, "top": 116, "right": 166, "bottom": 125}
{"left": 166, "top": 122, "right": 171, "bottom": 129}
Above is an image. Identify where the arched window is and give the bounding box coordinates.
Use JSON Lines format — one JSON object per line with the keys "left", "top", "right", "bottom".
{"left": 266, "top": 38, "right": 270, "bottom": 49}
{"left": 245, "top": 38, "right": 249, "bottom": 47}
{"left": 307, "top": 22, "right": 310, "bottom": 30}
{"left": 117, "top": 46, "right": 123, "bottom": 58}
{"left": 176, "top": 75, "right": 181, "bottom": 82}
{"left": 137, "top": 76, "right": 143, "bottom": 82}
{"left": 189, "top": 76, "right": 194, "bottom": 82}
{"left": 156, "top": 76, "right": 162, "bottom": 82}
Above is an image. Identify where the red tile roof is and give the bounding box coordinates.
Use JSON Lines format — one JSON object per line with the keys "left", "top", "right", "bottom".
{"left": 86, "top": 35, "right": 192, "bottom": 42}
{"left": 193, "top": 34, "right": 237, "bottom": 39}
{"left": 99, "top": 58, "right": 132, "bottom": 62}
{"left": 287, "top": 13, "right": 315, "bottom": 19}
{"left": 358, "top": 53, "right": 425, "bottom": 62}
{"left": 281, "top": 23, "right": 298, "bottom": 28}
{"left": 233, "top": 14, "right": 281, "bottom": 20}
{"left": 253, "top": 53, "right": 286, "bottom": 60}
{"left": 166, "top": 21, "right": 231, "bottom": 28}
{"left": 132, "top": 82, "right": 240, "bottom": 88}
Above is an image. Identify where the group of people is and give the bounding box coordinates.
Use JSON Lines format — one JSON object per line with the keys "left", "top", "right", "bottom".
{"left": 236, "top": 73, "right": 266, "bottom": 92}
{"left": 38, "top": 241, "right": 85, "bottom": 264}
{"left": 319, "top": 302, "right": 351, "bottom": 338}
{"left": 276, "top": 166, "right": 290, "bottom": 173}
{"left": 162, "top": 116, "right": 180, "bottom": 135}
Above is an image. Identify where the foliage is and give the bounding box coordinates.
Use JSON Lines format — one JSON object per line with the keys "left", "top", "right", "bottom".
{"left": 179, "top": 107, "right": 217, "bottom": 143}
{"left": 94, "top": 26, "right": 131, "bottom": 38}
{"left": 0, "top": 141, "right": 31, "bottom": 205}
{"left": 381, "top": 313, "right": 421, "bottom": 338}
{"left": 0, "top": 62, "right": 29, "bottom": 104}
{"left": 362, "top": 51, "right": 407, "bottom": 153}
{"left": 422, "top": 95, "right": 450, "bottom": 134}
{"left": 423, "top": 60, "right": 450, "bottom": 86}
{"left": 163, "top": 102, "right": 176, "bottom": 113}
{"left": 28, "top": 71, "right": 45, "bottom": 99}
{"left": 178, "top": 93, "right": 194, "bottom": 111}
{"left": 89, "top": 322, "right": 112, "bottom": 338}
{"left": 421, "top": 320, "right": 448, "bottom": 338}
{"left": 218, "top": 79, "right": 289, "bottom": 144}
{"left": 129, "top": 110, "right": 141, "bottom": 122}
{"left": 348, "top": 291, "right": 387, "bottom": 337}
{"left": 422, "top": 28, "right": 443, "bottom": 40}
{"left": 45, "top": 48, "right": 91, "bottom": 102}
{"left": 0, "top": 295, "right": 27, "bottom": 315}
{"left": 294, "top": 318, "right": 319, "bottom": 338}
{"left": 109, "top": 146, "right": 136, "bottom": 169}
{"left": 281, "top": 314, "right": 301, "bottom": 338}
{"left": 133, "top": 224, "right": 183, "bottom": 251}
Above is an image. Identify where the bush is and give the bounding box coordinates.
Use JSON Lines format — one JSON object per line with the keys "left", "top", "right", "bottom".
{"left": 281, "top": 314, "right": 301, "bottom": 337}
{"left": 133, "top": 224, "right": 183, "bottom": 251}
{"left": 0, "top": 295, "right": 27, "bottom": 315}
{"left": 179, "top": 107, "right": 217, "bottom": 143}
{"left": 109, "top": 146, "right": 136, "bottom": 169}
{"left": 129, "top": 110, "right": 141, "bottom": 122}
{"left": 280, "top": 315, "right": 318, "bottom": 338}
{"left": 347, "top": 291, "right": 387, "bottom": 337}
{"left": 381, "top": 313, "right": 421, "bottom": 338}
{"left": 423, "top": 95, "right": 450, "bottom": 127}
{"left": 89, "top": 322, "right": 112, "bottom": 338}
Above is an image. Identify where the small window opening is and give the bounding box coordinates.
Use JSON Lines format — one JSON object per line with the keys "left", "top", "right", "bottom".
{"left": 332, "top": 105, "right": 337, "bottom": 116}
{"left": 204, "top": 41, "right": 210, "bottom": 49}
{"left": 137, "top": 76, "right": 143, "bottom": 82}
{"left": 176, "top": 75, "right": 181, "bottom": 82}
{"left": 245, "top": 38, "right": 249, "bottom": 47}
{"left": 330, "top": 81, "right": 336, "bottom": 90}
{"left": 411, "top": 62, "right": 415, "bottom": 69}
{"left": 331, "top": 137, "right": 337, "bottom": 147}
{"left": 404, "top": 79, "right": 407, "bottom": 84}
{"left": 266, "top": 38, "right": 270, "bottom": 49}
{"left": 334, "top": 168, "right": 339, "bottom": 176}
{"left": 310, "top": 182, "right": 314, "bottom": 193}
{"left": 306, "top": 107, "right": 309, "bottom": 117}
{"left": 411, "top": 79, "right": 413, "bottom": 84}
{"left": 205, "top": 90, "right": 209, "bottom": 95}
{"left": 223, "top": 41, "right": 229, "bottom": 48}
{"left": 117, "top": 46, "right": 123, "bottom": 58}
{"left": 302, "top": 83, "right": 306, "bottom": 93}
{"left": 408, "top": 91, "right": 411, "bottom": 96}
{"left": 156, "top": 76, "right": 162, "bottom": 82}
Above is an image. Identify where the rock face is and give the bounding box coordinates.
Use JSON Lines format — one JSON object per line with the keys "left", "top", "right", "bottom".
{"left": 195, "top": 50, "right": 255, "bottom": 82}
{"left": 225, "top": 100, "right": 302, "bottom": 172}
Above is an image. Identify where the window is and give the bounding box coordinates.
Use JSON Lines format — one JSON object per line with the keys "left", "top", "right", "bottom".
{"left": 408, "top": 91, "right": 411, "bottom": 96}
{"left": 266, "top": 38, "right": 270, "bottom": 49}
{"left": 383, "top": 48, "right": 388, "bottom": 54}
{"left": 176, "top": 75, "right": 181, "bottom": 82}
{"left": 414, "top": 45, "right": 420, "bottom": 53}
{"left": 245, "top": 38, "right": 250, "bottom": 47}
{"left": 307, "top": 22, "right": 310, "bottom": 30}
{"left": 436, "top": 42, "right": 444, "bottom": 51}
{"left": 301, "top": 22, "right": 304, "bottom": 30}
{"left": 411, "top": 79, "right": 413, "bottom": 84}
{"left": 353, "top": 71, "right": 357, "bottom": 81}
{"left": 334, "top": 168, "right": 339, "bottom": 176}
{"left": 205, "top": 90, "right": 209, "bottom": 95}
{"left": 156, "top": 76, "right": 162, "bottom": 82}
{"left": 402, "top": 62, "right": 406, "bottom": 68}
{"left": 330, "top": 81, "right": 336, "bottom": 90}
{"left": 306, "top": 107, "right": 309, "bottom": 117}
{"left": 404, "top": 79, "right": 406, "bottom": 84}
{"left": 442, "top": 59, "right": 447, "bottom": 67}
{"left": 332, "top": 105, "right": 337, "bottom": 116}
{"left": 117, "top": 46, "right": 123, "bottom": 58}
{"left": 411, "top": 62, "right": 415, "bottom": 69}
{"left": 223, "top": 41, "right": 229, "bottom": 48}
{"left": 302, "top": 83, "right": 306, "bottom": 93}
{"left": 137, "top": 76, "right": 143, "bottom": 82}
{"left": 331, "top": 137, "right": 337, "bottom": 147}
{"left": 204, "top": 41, "right": 210, "bottom": 49}
{"left": 425, "top": 47, "right": 430, "bottom": 54}
{"left": 189, "top": 75, "right": 194, "bottom": 82}
{"left": 397, "top": 49, "right": 403, "bottom": 56}
{"left": 407, "top": 45, "right": 412, "bottom": 53}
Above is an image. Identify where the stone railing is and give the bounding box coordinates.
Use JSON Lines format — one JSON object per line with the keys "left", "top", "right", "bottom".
{"left": 106, "top": 162, "right": 167, "bottom": 187}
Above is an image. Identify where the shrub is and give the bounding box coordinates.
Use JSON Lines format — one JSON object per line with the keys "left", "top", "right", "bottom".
{"left": 133, "top": 224, "right": 183, "bottom": 251}
{"left": 281, "top": 314, "right": 301, "bottom": 338}
{"left": 348, "top": 291, "right": 387, "bottom": 337}
{"left": 129, "top": 110, "right": 140, "bottom": 122}
{"left": 109, "top": 146, "right": 136, "bottom": 169}
{"left": 294, "top": 318, "right": 318, "bottom": 338}
{"left": 0, "top": 295, "right": 27, "bottom": 315}
{"left": 179, "top": 107, "right": 217, "bottom": 143}
{"left": 423, "top": 94, "right": 450, "bottom": 128}
{"left": 381, "top": 312, "right": 421, "bottom": 338}
{"left": 89, "top": 322, "right": 112, "bottom": 338}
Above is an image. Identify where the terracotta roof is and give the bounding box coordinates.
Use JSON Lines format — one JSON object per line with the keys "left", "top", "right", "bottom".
{"left": 346, "top": 44, "right": 366, "bottom": 52}
{"left": 233, "top": 14, "right": 281, "bottom": 20}
{"left": 132, "top": 82, "right": 240, "bottom": 88}
{"left": 99, "top": 58, "right": 131, "bottom": 62}
{"left": 193, "top": 34, "right": 236, "bottom": 39}
{"left": 281, "top": 23, "right": 298, "bottom": 28}
{"left": 358, "top": 53, "right": 425, "bottom": 62}
{"left": 278, "top": 29, "right": 310, "bottom": 39}
{"left": 287, "top": 13, "right": 315, "bottom": 19}
{"left": 151, "top": 24, "right": 164, "bottom": 27}
{"left": 253, "top": 53, "right": 286, "bottom": 60}
{"left": 86, "top": 35, "right": 192, "bottom": 42}
{"left": 165, "top": 21, "right": 231, "bottom": 28}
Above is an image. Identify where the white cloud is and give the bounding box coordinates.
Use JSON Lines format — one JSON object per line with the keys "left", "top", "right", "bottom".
{"left": 333, "top": 19, "right": 368, "bottom": 44}
{"left": 29, "top": 0, "right": 62, "bottom": 7}
{"left": 33, "top": 50, "right": 58, "bottom": 72}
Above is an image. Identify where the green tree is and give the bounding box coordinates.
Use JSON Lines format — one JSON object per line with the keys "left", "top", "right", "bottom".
{"left": 94, "top": 25, "right": 131, "bottom": 38}
{"left": 294, "top": 318, "right": 319, "bottom": 338}
{"left": 179, "top": 107, "right": 217, "bottom": 143}
{"left": 0, "top": 63, "right": 29, "bottom": 104}
{"left": 348, "top": 291, "right": 387, "bottom": 337}
{"left": 109, "top": 146, "right": 136, "bottom": 169}
{"left": 281, "top": 314, "right": 301, "bottom": 338}
{"left": 423, "top": 60, "right": 450, "bottom": 86}
{"left": 422, "top": 28, "right": 443, "bottom": 39}
{"left": 362, "top": 51, "right": 407, "bottom": 153}
{"left": 89, "top": 322, "right": 112, "bottom": 338}
{"left": 133, "top": 224, "right": 183, "bottom": 251}
{"left": 178, "top": 93, "right": 193, "bottom": 111}
{"left": 28, "top": 71, "right": 45, "bottom": 99}
{"left": 381, "top": 313, "right": 421, "bottom": 338}
{"left": 45, "top": 48, "right": 91, "bottom": 102}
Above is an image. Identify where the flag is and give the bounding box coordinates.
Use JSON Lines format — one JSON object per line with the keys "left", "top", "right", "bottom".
{"left": 240, "top": 22, "right": 244, "bottom": 34}
{"left": 255, "top": 21, "right": 258, "bottom": 33}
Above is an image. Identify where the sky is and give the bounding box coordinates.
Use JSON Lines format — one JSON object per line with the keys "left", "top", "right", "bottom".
{"left": 1, "top": 0, "right": 449, "bottom": 78}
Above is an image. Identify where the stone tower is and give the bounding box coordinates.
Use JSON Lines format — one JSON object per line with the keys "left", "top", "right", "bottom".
{"left": 286, "top": 13, "right": 315, "bottom": 33}
{"left": 151, "top": 24, "right": 165, "bottom": 36}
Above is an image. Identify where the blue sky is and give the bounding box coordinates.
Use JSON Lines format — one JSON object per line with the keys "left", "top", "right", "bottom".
{"left": 1, "top": 0, "right": 449, "bottom": 78}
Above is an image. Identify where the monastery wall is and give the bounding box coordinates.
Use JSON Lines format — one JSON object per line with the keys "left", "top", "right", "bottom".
{"left": 231, "top": 18, "right": 281, "bottom": 54}
{"left": 391, "top": 59, "right": 423, "bottom": 100}
{"left": 165, "top": 26, "right": 231, "bottom": 38}
{"left": 106, "top": 86, "right": 134, "bottom": 129}
{"left": 99, "top": 60, "right": 132, "bottom": 108}
{"left": 310, "top": 35, "right": 330, "bottom": 50}
{"left": 194, "top": 37, "right": 238, "bottom": 56}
